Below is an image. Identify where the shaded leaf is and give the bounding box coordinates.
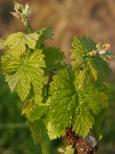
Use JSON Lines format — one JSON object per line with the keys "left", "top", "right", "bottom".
{"left": 43, "top": 47, "right": 65, "bottom": 74}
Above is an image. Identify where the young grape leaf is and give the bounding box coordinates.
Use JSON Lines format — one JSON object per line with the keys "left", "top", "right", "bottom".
{"left": 37, "top": 27, "right": 53, "bottom": 42}
{"left": 3, "top": 32, "right": 39, "bottom": 57}
{"left": 22, "top": 102, "right": 48, "bottom": 122}
{"left": 71, "top": 36, "right": 96, "bottom": 68}
{"left": 71, "top": 36, "right": 111, "bottom": 87}
{"left": 64, "top": 145, "right": 74, "bottom": 154}
{"left": 16, "top": 72, "right": 31, "bottom": 101}
{"left": 72, "top": 82, "right": 109, "bottom": 136}
{"left": 48, "top": 69, "right": 78, "bottom": 138}
{"left": 1, "top": 53, "right": 20, "bottom": 74}
{"left": 77, "top": 85, "right": 109, "bottom": 115}
{"left": 1, "top": 49, "right": 45, "bottom": 102}
{"left": 72, "top": 106, "right": 94, "bottom": 137}
{"left": 43, "top": 47, "right": 65, "bottom": 74}
{"left": 47, "top": 122, "right": 61, "bottom": 140}
{"left": 86, "top": 86, "right": 109, "bottom": 115}
{"left": 92, "top": 55, "right": 112, "bottom": 80}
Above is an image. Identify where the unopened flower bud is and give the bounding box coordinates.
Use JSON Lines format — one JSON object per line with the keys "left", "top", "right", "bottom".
{"left": 96, "top": 43, "right": 101, "bottom": 50}
{"left": 99, "top": 50, "right": 106, "bottom": 55}
{"left": 103, "top": 43, "right": 110, "bottom": 51}
{"left": 23, "top": 3, "right": 31, "bottom": 17}
{"left": 14, "top": 1, "right": 23, "bottom": 12}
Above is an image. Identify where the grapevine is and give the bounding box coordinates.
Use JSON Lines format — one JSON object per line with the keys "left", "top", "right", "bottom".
{"left": 0, "top": 2, "right": 113, "bottom": 154}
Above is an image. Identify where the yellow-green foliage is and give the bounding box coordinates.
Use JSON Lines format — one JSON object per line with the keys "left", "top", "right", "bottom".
{"left": 0, "top": 2, "right": 113, "bottom": 154}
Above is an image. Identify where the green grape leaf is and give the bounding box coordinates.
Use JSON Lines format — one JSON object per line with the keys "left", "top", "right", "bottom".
{"left": 47, "top": 122, "right": 61, "bottom": 140}
{"left": 43, "top": 47, "right": 65, "bottom": 73}
{"left": 88, "top": 60, "right": 98, "bottom": 81}
{"left": 37, "top": 27, "right": 53, "bottom": 42}
{"left": 76, "top": 66, "right": 94, "bottom": 89}
{"left": 5, "top": 72, "right": 20, "bottom": 92}
{"left": 48, "top": 69, "right": 78, "bottom": 138}
{"left": 26, "top": 33, "right": 39, "bottom": 49}
{"left": 64, "top": 145, "right": 74, "bottom": 154}
{"left": 47, "top": 69, "right": 109, "bottom": 138}
{"left": 72, "top": 82, "right": 109, "bottom": 136}
{"left": 71, "top": 36, "right": 96, "bottom": 68}
{"left": 22, "top": 102, "right": 48, "bottom": 122}
{"left": 76, "top": 58, "right": 111, "bottom": 89}
{"left": 3, "top": 32, "right": 39, "bottom": 57}
{"left": 1, "top": 49, "right": 45, "bottom": 102}
{"left": 72, "top": 106, "right": 94, "bottom": 137}
{"left": 92, "top": 55, "right": 111, "bottom": 80}
{"left": 1, "top": 53, "right": 20, "bottom": 74}
{"left": 77, "top": 85, "right": 109, "bottom": 115}
{"left": 71, "top": 36, "right": 111, "bottom": 88}
{"left": 17, "top": 72, "right": 31, "bottom": 101}
{"left": 86, "top": 86, "right": 109, "bottom": 115}
{"left": 72, "top": 36, "right": 96, "bottom": 54}
{"left": 71, "top": 36, "right": 98, "bottom": 86}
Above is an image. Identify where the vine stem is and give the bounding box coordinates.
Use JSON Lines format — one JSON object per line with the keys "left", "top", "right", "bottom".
{"left": 24, "top": 20, "right": 32, "bottom": 34}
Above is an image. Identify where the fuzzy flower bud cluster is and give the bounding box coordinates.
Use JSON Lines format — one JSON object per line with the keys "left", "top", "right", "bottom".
{"left": 11, "top": 1, "right": 31, "bottom": 26}
{"left": 88, "top": 42, "right": 113, "bottom": 62}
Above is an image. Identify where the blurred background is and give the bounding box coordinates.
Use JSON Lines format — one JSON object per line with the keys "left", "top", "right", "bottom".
{"left": 0, "top": 0, "right": 115, "bottom": 154}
